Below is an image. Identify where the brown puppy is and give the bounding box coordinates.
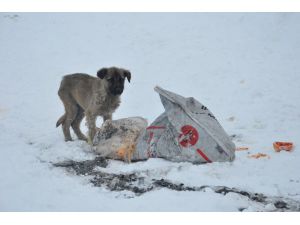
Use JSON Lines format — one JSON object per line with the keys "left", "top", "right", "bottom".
{"left": 56, "top": 67, "right": 131, "bottom": 143}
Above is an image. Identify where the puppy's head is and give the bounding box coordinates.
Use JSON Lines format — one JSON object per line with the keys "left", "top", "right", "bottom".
{"left": 97, "top": 67, "right": 131, "bottom": 96}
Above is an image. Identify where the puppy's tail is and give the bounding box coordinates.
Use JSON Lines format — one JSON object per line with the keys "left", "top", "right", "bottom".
{"left": 56, "top": 114, "right": 66, "bottom": 127}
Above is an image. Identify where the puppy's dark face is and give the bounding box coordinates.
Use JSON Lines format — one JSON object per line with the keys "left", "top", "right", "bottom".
{"left": 97, "top": 67, "right": 131, "bottom": 96}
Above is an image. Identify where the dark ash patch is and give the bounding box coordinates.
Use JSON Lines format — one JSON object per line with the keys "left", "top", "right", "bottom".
{"left": 53, "top": 156, "right": 108, "bottom": 175}
{"left": 53, "top": 157, "right": 300, "bottom": 211}
{"left": 274, "top": 201, "right": 289, "bottom": 209}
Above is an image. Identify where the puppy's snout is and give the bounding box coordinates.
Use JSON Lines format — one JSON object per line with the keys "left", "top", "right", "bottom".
{"left": 115, "top": 87, "right": 124, "bottom": 94}
{"left": 110, "top": 85, "right": 124, "bottom": 95}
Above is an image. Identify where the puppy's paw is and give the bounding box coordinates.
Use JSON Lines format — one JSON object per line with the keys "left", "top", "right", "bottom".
{"left": 78, "top": 136, "right": 88, "bottom": 142}
{"left": 87, "top": 136, "right": 94, "bottom": 146}
{"left": 65, "top": 137, "right": 73, "bottom": 142}
{"left": 87, "top": 140, "right": 93, "bottom": 146}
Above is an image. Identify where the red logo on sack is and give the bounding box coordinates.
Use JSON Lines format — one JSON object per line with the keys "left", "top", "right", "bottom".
{"left": 178, "top": 125, "right": 199, "bottom": 147}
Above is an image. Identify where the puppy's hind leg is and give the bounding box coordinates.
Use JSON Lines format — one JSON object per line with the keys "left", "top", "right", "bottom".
{"left": 71, "top": 105, "right": 87, "bottom": 141}
{"left": 56, "top": 114, "right": 66, "bottom": 127}
{"left": 58, "top": 91, "right": 78, "bottom": 142}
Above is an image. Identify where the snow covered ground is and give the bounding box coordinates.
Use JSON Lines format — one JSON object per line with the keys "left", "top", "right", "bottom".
{"left": 0, "top": 13, "right": 300, "bottom": 211}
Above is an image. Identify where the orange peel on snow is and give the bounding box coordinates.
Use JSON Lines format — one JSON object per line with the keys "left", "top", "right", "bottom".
{"left": 248, "top": 153, "right": 270, "bottom": 159}
{"left": 236, "top": 147, "right": 249, "bottom": 151}
{"left": 117, "top": 142, "right": 136, "bottom": 163}
{"left": 273, "top": 142, "right": 293, "bottom": 152}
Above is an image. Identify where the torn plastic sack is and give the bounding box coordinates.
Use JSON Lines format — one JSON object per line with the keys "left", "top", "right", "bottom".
{"left": 93, "top": 86, "right": 235, "bottom": 163}
{"left": 93, "top": 117, "right": 148, "bottom": 162}
{"left": 134, "top": 86, "right": 235, "bottom": 163}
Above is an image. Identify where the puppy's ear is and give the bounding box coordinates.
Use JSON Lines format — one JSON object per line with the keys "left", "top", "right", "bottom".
{"left": 97, "top": 68, "right": 108, "bottom": 79}
{"left": 124, "top": 70, "right": 131, "bottom": 83}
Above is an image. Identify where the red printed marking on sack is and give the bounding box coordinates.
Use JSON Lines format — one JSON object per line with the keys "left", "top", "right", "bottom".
{"left": 196, "top": 149, "right": 212, "bottom": 163}
{"left": 178, "top": 125, "right": 199, "bottom": 148}
{"left": 147, "top": 132, "right": 154, "bottom": 144}
{"left": 146, "top": 126, "right": 166, "bottom": 130}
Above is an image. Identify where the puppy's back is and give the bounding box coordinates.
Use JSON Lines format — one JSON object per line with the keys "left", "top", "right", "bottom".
{"left": 59, "top": 73, "right": 96, "bottom": 91}
{"left": 58, "top": 73, "right": 99, "bottom": 108}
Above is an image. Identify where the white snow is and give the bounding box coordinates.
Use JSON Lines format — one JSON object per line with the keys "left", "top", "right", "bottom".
{"left": 0, "top": 13, "right": 300, "bottom": 211}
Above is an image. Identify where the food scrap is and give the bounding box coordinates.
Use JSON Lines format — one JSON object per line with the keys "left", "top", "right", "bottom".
{"left": 273, "top": 142, "right": 293, "bottom": 152}
{"left": 117, "top": 141, "right": 136, "bottom": 163}
{"left": 248, "top": 153, "right": 270, "bottom": 159}
{"left": 236, "top": 147, "right": 249, "bottom": 151}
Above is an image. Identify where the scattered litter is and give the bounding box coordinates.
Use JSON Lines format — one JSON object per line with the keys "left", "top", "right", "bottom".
{"left": 273, "top": 142, "right": 294, "bottom": 152}
{"left": 236, "top": 147, "right": 249, "bottom": 151}
{"left": 248, "top": 153, "right": 270, "bottom": 159}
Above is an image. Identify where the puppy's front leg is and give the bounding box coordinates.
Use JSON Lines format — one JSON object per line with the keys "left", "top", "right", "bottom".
{"left": 102, "top": 114, "right": 113, "bottom": 130}
{"left": 86, "top": 112, "right": 97, "bottom": 145}
{"left": 103, "top": 114, "right": 112, "bottom": 121}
